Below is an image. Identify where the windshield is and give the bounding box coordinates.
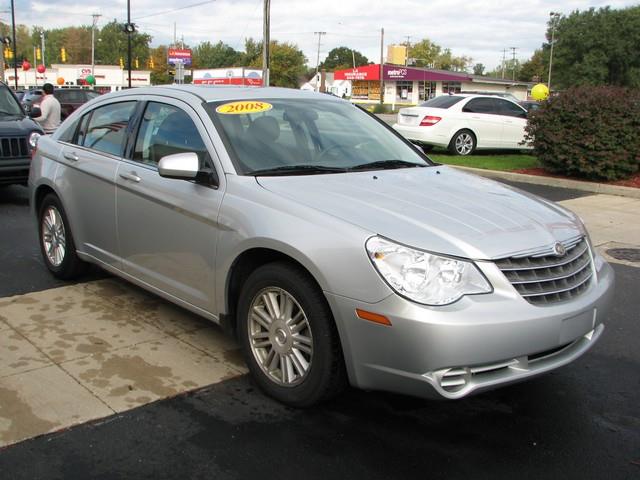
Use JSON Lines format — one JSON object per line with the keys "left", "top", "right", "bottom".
{"left": 0, "top": 87, "right": 24, "bottom": 115}
{"left": 207, "top": 98, "right": 431, "bottom": 175}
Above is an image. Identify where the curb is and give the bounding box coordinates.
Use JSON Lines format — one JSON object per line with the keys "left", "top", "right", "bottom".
{"left": 450, "top": 166, "right": 640, "bottom": 199}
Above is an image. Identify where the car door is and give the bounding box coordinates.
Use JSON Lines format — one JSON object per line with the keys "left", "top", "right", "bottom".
{"left": 115, "top": 98, "right": 224, "bottom": 312}
{"left": 57, "top": 100, "right": 138, "bottom": 269}
{"left": 495, "top": 99, "right": 529, "bottom": 148}
{"left": 460, "top": 98, "right": 503, "bottom": 148}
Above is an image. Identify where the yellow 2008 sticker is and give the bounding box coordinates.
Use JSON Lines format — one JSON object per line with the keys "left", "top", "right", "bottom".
{"left": 216, "top": 101, "right": 273, "bottom": 115}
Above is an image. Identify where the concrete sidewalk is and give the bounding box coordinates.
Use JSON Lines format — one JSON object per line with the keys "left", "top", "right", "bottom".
{"left": 0, "top": 193, "right": 638, "bottom": 448}
{"left": 0, "top": 280, "right": 246, "bottom": 447}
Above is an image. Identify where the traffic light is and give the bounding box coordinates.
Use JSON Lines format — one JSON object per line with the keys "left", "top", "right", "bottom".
{"left": 134, "top": 57, "right": 139, "bottom": 69}
{"left": 36, "top": 47, "right": 41, "bottom": 61}
{"left": 4, "top": 47, "right": 13, "bottom": 59}
{"left": 149, "top": 57, "right": 155, "bottom": 69}
{"left": 61, "top": 48, "right": 66, "bottom": 62}
{"left": 119, "top": 57, "right": 124, "bottom": 69}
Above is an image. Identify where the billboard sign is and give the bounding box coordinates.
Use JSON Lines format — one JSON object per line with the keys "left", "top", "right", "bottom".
{"left": 168, "top": 48, "right": 192, "bottom": 66}
{"left": 192, "top": 68, "right": 263, "bottom": 86}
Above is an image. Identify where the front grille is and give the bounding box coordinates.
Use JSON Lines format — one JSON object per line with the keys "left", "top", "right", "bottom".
{"left": 0, "top": 137, "right": 29, "bottom": 159}
{"left": 495, "top": 237, "right": 594, "bottom": 305}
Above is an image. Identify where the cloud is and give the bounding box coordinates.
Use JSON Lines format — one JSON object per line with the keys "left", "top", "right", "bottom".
{"left": 10, "top": 0, "right": 639, "bottom": 69}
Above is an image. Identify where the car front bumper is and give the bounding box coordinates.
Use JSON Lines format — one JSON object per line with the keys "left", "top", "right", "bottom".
{"left": 0, "top": 157, "right": 31, "bottom": 185}
{"left": 326, "top": 254, "right": 615, "bottom": 400}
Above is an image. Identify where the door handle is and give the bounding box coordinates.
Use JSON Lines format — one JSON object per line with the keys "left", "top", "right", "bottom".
{"left": 119, "top": 171, "right": 141, "bottom": 183}
{"left": 63, "top": 151, "right": 79, "bottom": 162}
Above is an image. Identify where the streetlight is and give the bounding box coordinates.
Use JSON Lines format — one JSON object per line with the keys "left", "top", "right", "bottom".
{"left": 548, "top": 12, "right": 561, "bottom": 92}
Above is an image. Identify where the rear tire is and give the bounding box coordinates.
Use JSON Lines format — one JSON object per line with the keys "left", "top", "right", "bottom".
{"left": 449, "top": 130, "right": 476, "bottom": 156}
{"left": 38, "top": 193, "right": 87, "bottom": 280}
{"left": 237, "top": 261, "right": 347, "bottom": 407}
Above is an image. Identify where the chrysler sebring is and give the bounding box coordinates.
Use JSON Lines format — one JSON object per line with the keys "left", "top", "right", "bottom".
{"left": 29, "top": 86, "right": 614, "bottom": 406}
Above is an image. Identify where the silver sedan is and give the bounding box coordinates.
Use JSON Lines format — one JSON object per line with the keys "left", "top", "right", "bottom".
{"left": 29, "top": 86, "right": 615, "bottom": 406}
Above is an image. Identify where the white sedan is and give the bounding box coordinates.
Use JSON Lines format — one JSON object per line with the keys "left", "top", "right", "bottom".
{"left": 393, "top": 94, "right": 532, "bottom": 155}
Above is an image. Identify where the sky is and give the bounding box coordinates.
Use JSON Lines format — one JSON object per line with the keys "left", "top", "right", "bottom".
{"left": 7, "top": 0, "right": 639, "bottom": 70}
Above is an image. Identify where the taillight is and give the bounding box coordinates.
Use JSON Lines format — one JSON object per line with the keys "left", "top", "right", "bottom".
{"left": 420, "top": 115, "right": 442, "bottom": 126}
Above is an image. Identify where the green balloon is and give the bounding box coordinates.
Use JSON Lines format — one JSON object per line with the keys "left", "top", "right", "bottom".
{"left": 86, "top": 75, "right": 96, "bottom": 85}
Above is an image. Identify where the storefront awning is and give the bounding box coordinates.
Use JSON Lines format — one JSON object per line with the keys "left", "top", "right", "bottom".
{"left": 334, "top": 64, "right": 470, "bottom": 82}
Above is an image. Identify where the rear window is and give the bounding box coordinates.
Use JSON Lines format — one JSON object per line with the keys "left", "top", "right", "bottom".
{"left": 419, "top": 96, "right": 464, "bottom": 109}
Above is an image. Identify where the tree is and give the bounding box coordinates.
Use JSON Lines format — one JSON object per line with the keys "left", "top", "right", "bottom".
{"left": 519, "top": 49, "right": 545, "bottom": 82}
{"left": 95, "top": 20, "right": 152, "bottom": 68}
{"left": 472, "top": 63, "right": 485, "bottom": 76}
{"left": 193, "top": 41, "right": 240, "bottom": 68}
{"left": 319, "top": 46, "right": 368, "bottom": 70}
{"left": 408, "top": 38, "right": 471, "bottom": 71}
{"left": 0, "top": 23, "right": 33, "bottom": 65}
{"left": 245, "top": 38, "right": 306, "bottom": 88}
{"left": 548, "top": 6, "right": 640, "bottom": 88}
{"left": 149, "top": 45, "right": 171, "bottom": 84}
{"left": 408, "top": 38, "right": 441, "bottom": 67}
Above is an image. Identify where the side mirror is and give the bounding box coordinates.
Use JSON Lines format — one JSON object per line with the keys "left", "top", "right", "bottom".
{"left": 158, "top": 152, "right": 199, "bottom": 180}
{"left": 29, "top": 107, "right": 42, "bottom": 118}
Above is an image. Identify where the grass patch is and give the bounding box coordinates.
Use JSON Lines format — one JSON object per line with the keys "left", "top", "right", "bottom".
{"left": 429, "top": 150, "right": 540, "bottom": 171}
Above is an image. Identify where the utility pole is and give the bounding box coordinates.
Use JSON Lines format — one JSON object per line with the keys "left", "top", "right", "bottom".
{"left": 91, "top": 13, "right": 101, "bottom": 77}
{"left": 379, "top": 27, "right": 384, "bottom": 105}
{"left": 124, "top": 0, "right": 134, "bottom": 88}
{"left": 40, "top": 31, "right": 45, "bottom": 67}
{"left": 10, "top": 0, "right": 17, "bottom": 88}
{"left": 404, "top": 35, "right": 411, "bottom": 66}
{"left": 501, "top": 48, "right": 507, "bottom": 79}
{"left": 548, "top": 12, "right": 560, "bottom": 91}
{"left": 262, "top": 0, "right": 270, "bottom": 87}
{"left": 314, "top": 31, "right": 326, "bottom": 92}
{"left": 510, "top": 46, "right": 518, "bottom": 81}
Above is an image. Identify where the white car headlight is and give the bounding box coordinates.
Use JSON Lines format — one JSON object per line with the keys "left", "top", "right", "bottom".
{"left": 28, "top": 131, "right": 41, "bottom": 150}
{"left": 366, "top": 236, "right": 492, "bottom": 306}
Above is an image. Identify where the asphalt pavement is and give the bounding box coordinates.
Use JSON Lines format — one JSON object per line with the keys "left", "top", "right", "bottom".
{"left": 1, "top": 183, "right": 639, "bottom": 479}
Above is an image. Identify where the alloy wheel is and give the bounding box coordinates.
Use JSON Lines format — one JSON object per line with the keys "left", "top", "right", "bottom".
{"left": 41, "top": 206, "right": 66, "bottom": 267}
{"left": 248, "top": 287, "right": 313, "bottom": 387}
{"left": 455, "top": 133, "right": 474, "bottom": 155}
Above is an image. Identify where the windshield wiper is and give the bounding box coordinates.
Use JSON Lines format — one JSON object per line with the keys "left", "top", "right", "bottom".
{"left": 249, "top": 164, "right": 349, "bottom": 176}
{"left": 348, "top": 159, "right": 428, "bottom": 171}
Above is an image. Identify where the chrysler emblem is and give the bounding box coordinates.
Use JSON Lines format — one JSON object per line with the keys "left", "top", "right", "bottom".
{"left": 554, "top": 242, "right": 566, "bottom": 256}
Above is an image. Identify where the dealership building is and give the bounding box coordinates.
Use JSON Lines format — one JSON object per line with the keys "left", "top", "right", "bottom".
{"left": 332, "top": 64, "right": 532, "bottom": 105}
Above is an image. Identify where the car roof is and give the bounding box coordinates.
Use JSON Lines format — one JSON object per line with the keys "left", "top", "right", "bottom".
{"left": 102, "top": 85, "right": 341, "bottom": 103}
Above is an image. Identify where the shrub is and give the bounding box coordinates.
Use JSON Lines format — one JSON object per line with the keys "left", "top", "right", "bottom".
{"left": 372, "top": 103, "right": 388, "bottom": 114}
{"left": 525, "top": 86, "right": 640, "bottom": 180}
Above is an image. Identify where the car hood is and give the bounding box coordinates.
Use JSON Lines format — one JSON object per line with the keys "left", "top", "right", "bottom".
{"left": 256, "top": 166, "right": 583, "bottom": 260}
{"left": 0, "top": 114, "right": 42, "bottom": 135}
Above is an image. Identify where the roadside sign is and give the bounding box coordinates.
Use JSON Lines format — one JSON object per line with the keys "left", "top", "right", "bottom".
{"left": 168, "top": 48, "right": 192, "bottom": 67}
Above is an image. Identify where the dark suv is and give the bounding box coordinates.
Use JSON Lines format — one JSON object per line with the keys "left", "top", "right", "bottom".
{"left": 22, "top": 87, "right": 101, "bottom": 120}
{"left": 0, "top": 82, "right": 43, "bottom": 185}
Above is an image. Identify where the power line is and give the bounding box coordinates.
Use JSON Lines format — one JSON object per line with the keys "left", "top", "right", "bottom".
{"left": 134, "top": 0, "right": 216, "bottom": 21}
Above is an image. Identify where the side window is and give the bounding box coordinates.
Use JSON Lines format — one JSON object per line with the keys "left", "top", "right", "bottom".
{"left": 497, "top": 99, "right": 527, "bottom": 118}
{"left": 133, "top": 102, "right": 209, "bottom": 168}
{"left": 57, "top": 116, "right": 81, "bottom": 143}
{"left": 82, "top": 101, "right": 136, "bottom": 156}
{"left": 463, "top": 98, "right": 496, "bottom": 114}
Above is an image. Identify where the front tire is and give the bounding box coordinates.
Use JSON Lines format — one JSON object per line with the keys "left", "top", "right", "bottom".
{"left": 38, "top": 193, "right": 86, "bottom": 280}
{"left": 449, "top": 129, "right": 476, "bottom": 156}
{"left": 237, "top": 262, "right": 347, "bottom": 407}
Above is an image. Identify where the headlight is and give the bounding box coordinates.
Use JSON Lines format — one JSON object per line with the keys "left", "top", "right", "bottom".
{"left": 28, "top": 131, "right": 41, "bottom": 150}
{"left": 366, "top": 236, "right": 492, "bottom": 306}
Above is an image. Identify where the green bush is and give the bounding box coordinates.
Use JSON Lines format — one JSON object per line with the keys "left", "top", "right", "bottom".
{"left": 372, "top": 103, "right": 388, "bottom": 114}
{"left": 525, "top": 86, "right": 640, "bottom": 180}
